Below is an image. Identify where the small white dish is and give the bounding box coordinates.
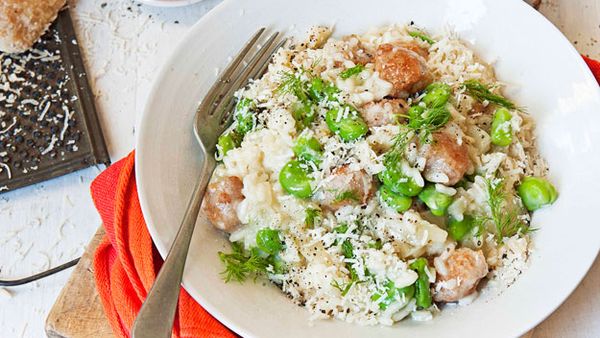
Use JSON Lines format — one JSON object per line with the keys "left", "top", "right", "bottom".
{"left": 136, "top": 0, "right": 600, "bottom": 337}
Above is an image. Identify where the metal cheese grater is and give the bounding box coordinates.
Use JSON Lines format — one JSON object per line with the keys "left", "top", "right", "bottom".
{"left": 0, "top": 9, "right": 110, "bottom": 193}
{"left": 0, "top": 9, "right": 109, "bottom": 286}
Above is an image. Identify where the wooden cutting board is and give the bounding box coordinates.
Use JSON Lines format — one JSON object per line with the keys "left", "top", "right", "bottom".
{"left": 45, "top": 227, "right": 113, "bottom": 338}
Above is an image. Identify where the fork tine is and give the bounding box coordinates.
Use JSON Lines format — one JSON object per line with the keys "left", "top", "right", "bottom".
{"left": 198, "top": 28, "right": 266, "bottom": 116}
{"left": 217, "top": 27, "right": 266, "bottom": 87}
{"left": 210, "top": 32, "right": 282, "bottom": 126}
{"left": 251, "top": 38, "right": 287, "bottom": 80}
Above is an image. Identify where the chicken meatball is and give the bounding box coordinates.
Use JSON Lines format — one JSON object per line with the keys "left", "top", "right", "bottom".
{"left": 419, "top": 131, "right": 472, "bottom": 186}
{"left": 320, "top": 165, "right": 374, "bottom": 210}
{"left": 201, "top": 176, "right": 245, "bottom": 233}
{"left": 374, "top": 42, "right": 432, "bottom": 98}
{"left": 360, "top": 98, "right": 408, "bottom": 127}
{"left": 433, "top": 247, "right": 489, "bottom": 302}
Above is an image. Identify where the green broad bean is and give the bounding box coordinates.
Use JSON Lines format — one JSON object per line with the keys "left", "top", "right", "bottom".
{"left": 216, "top": 131, "right": 241, "bottom": 159}
{"left": 322, "top": 83, "right": 340, "bottom": 101}
{"left": 422, "top": 83, "right": 452, "bottom": 108}
{"left": 269, "top": 254, "right": 286, "bottom": 274}
{"left": 517, "top": 176, "right": 558, "bottom": 211}
{"left": 325, "top": 108, "right": 343, "bottom": 134}
{"left": 378, "top": 160, "right": 424, "bottom": 197}
{"left": 407, "top": 105, "right": 425, "bottom": 123}
{"left": 333, "top": 223, "right": 349, "bottom": 234}
{"left": 236, "top": 115, "right": 255, "bottom": 135}
{"left": 379, "top": 185, "right": 412, "bottom": 212}
{"left": 447, "top": 215, "right": 475, "bottom": 241}
{"left": 293, "top": 134, "right": 323, "bottom": 165}
{"left": 418, "top": 184, "right": 453, "bottom": 216}
{"left": 325, "top": 106, "right": 368, "bottom": 142}
{"left": 292, "top": 100, "right": 316, "bottom": 129}
{"left": 279, "top": 160, "right": 314, "bottom": 198}
{"left": 235, "top": 97, "right": 254, "bottom": 112}
{"left": 409, "top": 258, "right": 432, "bottom": 309}
{"left": 370, "top": 280, "right": 416, "bottom": 310}
{"left": 490, "top": 107, "right": 513, "bottom": 146}
{"left": 308, "top": 78, "right": 339, "bottom": 103}
{"left": 256, "top": 228, "right": 283, "bottom": 255}
{"left": 406, "top": 103, "right": 451, "bottom": 134}
{"left": 308, "top": 78, "right": 325, "bottom": 101}
{"left": 341, "top": 240, "right": 354, "bottom": 259}
{"left": 234, "top": 98, "right": 256, "bottom": 135}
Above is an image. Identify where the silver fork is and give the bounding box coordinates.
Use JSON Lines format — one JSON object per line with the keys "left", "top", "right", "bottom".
{"left": 132, "top": 28, "right": 285, "bottom": 338}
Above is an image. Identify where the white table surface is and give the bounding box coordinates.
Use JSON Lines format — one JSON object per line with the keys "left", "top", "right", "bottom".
{"left": 0, "top": 0, "right": 597, "bottom": 337}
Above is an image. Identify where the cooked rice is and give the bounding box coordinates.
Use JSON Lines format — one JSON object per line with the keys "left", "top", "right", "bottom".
{"left": 210, "top": 24, "right": 547, "bottom": 325}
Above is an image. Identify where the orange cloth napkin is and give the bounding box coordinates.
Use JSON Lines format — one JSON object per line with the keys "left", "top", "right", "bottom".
{"left": 92, "top": 152, "right": 235, "bottom": 338}
{"left": 91, "top": 58, "right": 600, "bottom": 338}
{"left": 583, "top": 55, "right": 600, "bottom": 83}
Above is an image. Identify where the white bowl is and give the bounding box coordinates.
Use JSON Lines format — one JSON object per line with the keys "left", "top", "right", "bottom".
{"left": 136, "top": 0, "right": 600, "bottom": 337}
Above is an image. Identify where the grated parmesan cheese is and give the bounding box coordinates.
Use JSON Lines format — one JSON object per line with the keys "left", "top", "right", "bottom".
{"left": 207, "top": 23, "right": 546, "bottom": 326}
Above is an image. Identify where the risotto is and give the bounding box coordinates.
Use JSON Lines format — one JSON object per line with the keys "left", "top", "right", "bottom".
{"left": 200, "top": 24, "right": 558, "bottom": 325}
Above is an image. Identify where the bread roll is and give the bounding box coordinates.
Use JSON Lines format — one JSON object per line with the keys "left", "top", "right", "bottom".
{"left": 0, "top": 0, "right": 67, "bottom": 54}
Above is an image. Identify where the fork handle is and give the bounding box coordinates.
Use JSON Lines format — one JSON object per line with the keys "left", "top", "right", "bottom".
{"left": 132, "top": 158, "right": 215, "bottom": 338}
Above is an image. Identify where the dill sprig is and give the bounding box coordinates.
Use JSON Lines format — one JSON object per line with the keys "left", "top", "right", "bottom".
{"left": 304, "top": 207, "right": 322, "bottom": 229}
{"left": 275, "top": 70, "right": 319, "bottom": 129}
{"left": 334, "top": 190, "right": 360, "bottom": 203}
{"left": 331, "top": 240, "right": 364, "bottom": 296}
{"left": 408, "top": 106, "right": 451, "bottom": 143}
{"left": 331, "top": 279, "right": 354, "bottom": 296}
{"left": 310, "top": 57, "right": 322, "bottom": 72}
{"left": 218, "top": 242, "right": 271, "bottom": 283}
{"left": 408, "top": 30, "right": 435, "bottom": 45}
{"left": 331, "top": 266, "right": 363, "bottom": 296}
{"left": 383, "top": 104, "right": 450, "bottom": 165}
{"left": 383, "top": 129, "right": 412, "bottom": 166}
{"left": 275, "top": 71, "right": 307, "bottom": 98}
{"left": 476, "top": 177, "right": 533, "bottom": 243}
{"left": 341, "top": 240, "right": 354, "bottom": 259}
{"left": 462, "top": 80, "right": 520, "bottom": 111}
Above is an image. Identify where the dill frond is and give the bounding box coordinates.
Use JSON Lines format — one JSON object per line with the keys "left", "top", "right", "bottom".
{"left": 275, "top": 71, "right": 304, "bottom": 97}
{"left": 310, "top": 57, "right": 323, "bottom": 72}
{"left": 334, "top": 190, "right": 360, "bottom": 203}
{"left": 333, "top": 223, "right": 349, "bottom": 234}
{"left": 408, "top": 106, "right": 451, "bottom": 143}
{"left": 218, "top": 243, "right": 271, "bottom": 283}
{"left": 341, "top": 240, "right": 354, "bottom": 259}
{"left": 479, "top": 177, "right": 532, "bottom": 243}
{"left": 462, "top": 80, "right": 520, "bottom": 111}
{"left": 304, "top": 207, "right": 322, "bottom": 229}
{"left": 408, "top": 30, "right": 435, "bottom": 45}
{"left": 471, "top": 215, "right": 490, "bottom": 237}
{"left": 331, "top": 279, "right": 354, "bottom": 296}
{"left": 383, "top": 103, "right": 450, "bottom": 165}
{"left": 340, "top": 64, "right": 365, "bottom": 79}
{"left": 331, "top": 265, "right": 362, "bottom": 297}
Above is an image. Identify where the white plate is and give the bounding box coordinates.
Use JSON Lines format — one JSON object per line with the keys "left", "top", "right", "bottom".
{"left": 136, "top": 0, "right": 600, "bottom": 337}
{"left": 137, "top": 0, "right": 204, "bottom": 8}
